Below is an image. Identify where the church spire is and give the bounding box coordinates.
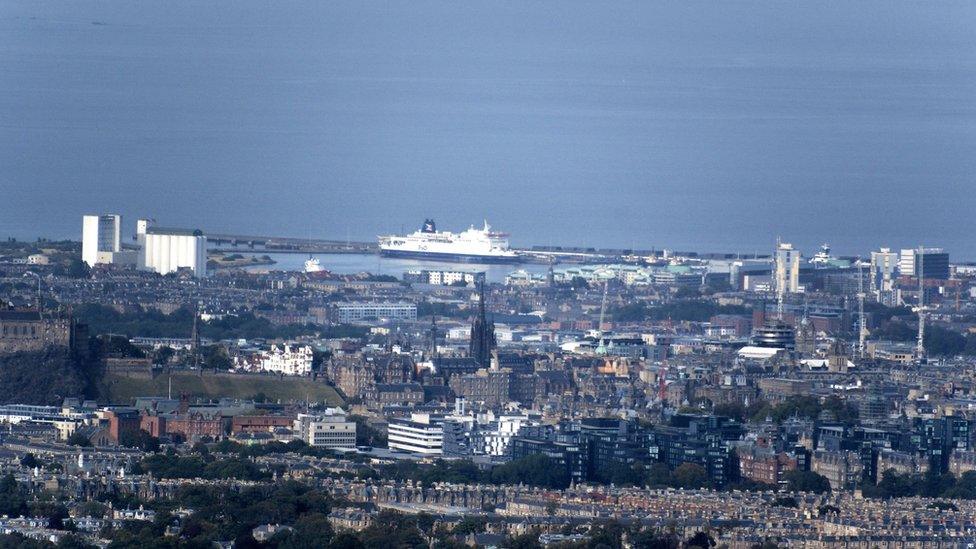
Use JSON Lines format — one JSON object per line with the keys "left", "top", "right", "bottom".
{"left": 469, "top": 278, "right": 495, "bottom": 367}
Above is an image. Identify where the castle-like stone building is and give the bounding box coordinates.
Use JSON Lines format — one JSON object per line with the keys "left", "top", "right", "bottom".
{"left": 0, "top": 309, "right": 86, "bottom": 354}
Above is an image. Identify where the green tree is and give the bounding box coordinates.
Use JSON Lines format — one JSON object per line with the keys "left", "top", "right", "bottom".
{"left": 490, "top": 454, "right": 570, "bottom": 489}
{"left": 119, "top": 430, "right": 160, "bottom": 452}
{"left": 66, "top": 431, "right": 92, "bottom": 447}
{"left": 280, "top": 513, "right": 334, "bottom": 549}
{"left": 587, "top": 520, "right": 625, "bottom": 549}
{"left": 63, "top": 259, "right": 91, "bottom": 279}
{"left": 453, "top": 516, "right": 488, "bottom": 536}
{"left": 672, "top": 463, "right": 709, "bottom": 489}
{"left": 202, "top": 345, "right": 233, "bottom": 370}
{"left": 502, "top": 531, "right": 542, "bottom": 549}
{"left": 569, "top": 277, "right": 589, "bottom": 290}
{"left": 964, "top": 333, "right": 976, "bottom": 356}
{"left": 685, "top": 530, "right": 715, "bottom": 548}
{"left": 924, "top": 326, "right": 967, "bottom": 356}
{"left": 57, "top": 533, "right": 96, "bottom": 549}
{"left": 153, "top": 346, "right": 175, "bottom": 365}
{"left": 645, "top": 462, "right": 672, "bottom": 488}
{"left": 783, "top": 470, "right": 830, "bottom": 494}
{"left": 772, "top": 496, "right": 798, "bottom": 508}
{"left": 328, "top": 532, "right": 365, "bottom": 549}
{"left": 0, "top": 475, "right": 27, "bottom": 518}
{"left": 19, "top": 453, "right": 38, "bottom": 469}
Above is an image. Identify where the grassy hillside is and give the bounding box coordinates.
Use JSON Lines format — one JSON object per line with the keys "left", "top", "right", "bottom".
{"left": 99, "top": 370, "right": 343, "bottom": 406}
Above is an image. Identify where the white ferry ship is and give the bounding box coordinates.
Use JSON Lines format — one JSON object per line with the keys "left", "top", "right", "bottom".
{"left": 304, "top": 256, "right": 326, "bottom": 273}
{"left": 809, "top": 243, "right": 834, "bottom": 267}
{"left": 378, "top": 219, "right": 520, "bottom": 264}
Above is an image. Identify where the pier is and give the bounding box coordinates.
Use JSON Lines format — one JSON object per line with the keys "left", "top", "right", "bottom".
{"left": 207, "top": 233, "right": 376, "bottom": 254}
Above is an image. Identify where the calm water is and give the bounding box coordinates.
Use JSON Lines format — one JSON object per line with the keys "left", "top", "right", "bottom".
{"left": 244, "top": 253, "right": 547, "bottom": 284}
{"left": 2, "top": 1, "right": 975, "bottom": 258}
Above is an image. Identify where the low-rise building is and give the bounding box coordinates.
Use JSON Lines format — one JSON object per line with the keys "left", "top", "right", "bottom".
{"left": 293, "top": 409, "right": 356, "bottom": 449}
{"left": 387, "top": 413, "right": 444, "bottom": 455}
{"left": 235, "top": 344, "right": 314, "bottom": 376}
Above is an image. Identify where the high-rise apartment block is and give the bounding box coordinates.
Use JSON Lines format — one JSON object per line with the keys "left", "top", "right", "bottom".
{"left": 870, "top": 248, "right": 899, "bottom": 293}
{"left": 774, "top": 242, "right": 801, "bottom": 296}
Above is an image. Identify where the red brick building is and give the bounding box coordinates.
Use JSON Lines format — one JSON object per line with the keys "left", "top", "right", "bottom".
{"left": 102, "top": 409, "right": 141, "bottom": 443}
{"left": 232, "top": 415, "right": 295, "bottom": 434}
{"left": 736, "top": 444, "right": 802, "bottom": 486}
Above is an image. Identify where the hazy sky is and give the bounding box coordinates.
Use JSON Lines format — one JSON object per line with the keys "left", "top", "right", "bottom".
{"left": 1, "top": 1, "right": 974, "bottom": 258}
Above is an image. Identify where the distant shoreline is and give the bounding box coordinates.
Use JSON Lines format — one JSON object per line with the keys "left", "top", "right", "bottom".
{"left": 206, "top": 253, "right": 276, "bottom": 270}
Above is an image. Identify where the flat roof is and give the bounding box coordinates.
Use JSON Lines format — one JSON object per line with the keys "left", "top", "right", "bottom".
{"left": 145, "top": 226, "right": 203, "bottom": 237}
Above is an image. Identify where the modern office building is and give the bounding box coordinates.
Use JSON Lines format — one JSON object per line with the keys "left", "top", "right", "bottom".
{"left": 82, "top": 214, "right": 135, "bottom": 267}
{"left": 899, "top": 247, "right": 950, "bottom": 280}
{"left": 139, "top": 223, "right": 207, "bottom": 278}
{"left": 331, "top": 302, "right": 417, "bottom": 323}
{"left": 729, "top": 259, "right": 772, "bottom": 290}
{"left": 387, "top": 413, "right": 444, "bottom": 455}
{"left": 293, "top": 409, "right": 356, "bottom": 449}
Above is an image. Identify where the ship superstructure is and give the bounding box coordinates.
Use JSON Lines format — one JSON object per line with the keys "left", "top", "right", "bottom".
{"left": 304, "top": 256, "right": 325, "bottom": 273}
{"left": 378, "top": 219, "right": 519, "bottom": 263}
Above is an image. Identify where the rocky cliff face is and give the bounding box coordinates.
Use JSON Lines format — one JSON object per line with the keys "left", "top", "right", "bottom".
{"left": 0, "top": 347, "right": 100, "bottom": 405}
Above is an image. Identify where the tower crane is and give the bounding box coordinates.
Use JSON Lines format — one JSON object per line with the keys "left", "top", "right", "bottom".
{"left": 658, "top": 342, "right": 669, "bottom": 404}
{"left": 857, "top": 256, "right": 866, "bottom": 358}
{"left": 596, "top": 279, "right": 609, "bottom": 355}
{"left": 914, "top": 247, "right": 927, "bottom": 361}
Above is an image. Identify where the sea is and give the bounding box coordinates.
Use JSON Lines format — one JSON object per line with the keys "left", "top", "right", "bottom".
{"left": 2, "top": 1, "right": 975, "bottom": 259}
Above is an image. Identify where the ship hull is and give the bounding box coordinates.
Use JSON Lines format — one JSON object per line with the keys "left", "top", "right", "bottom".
{"left": 379, "top": 249, "right": 520, "bottom": 264}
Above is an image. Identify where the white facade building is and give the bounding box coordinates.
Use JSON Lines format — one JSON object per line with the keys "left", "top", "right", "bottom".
{"left": 871, "top": 248, "right": 899, "bottom": 293}
{"left": 293, "top": 409, "right": 356, "bottom": 449}
{"left": 235, "top": 345, "right": 313, "bottom": 376}
{"left": 899, "top": 248, "right": 917, "bottom": 278}
{"left": 774, "top": 242, "right": 802, "bottom": 296}
{"left": 135, "top": 218, "right": 154, "bottom": 269}
{"left": 481, "top": 414, "right": 534, "bottom": 456}
{"left": 387, "top": 413, "right": 444, "bottom": 455}
{"left": 82, "top": 214, "right": 133, "bottom": 267}
{"left": 332, "top": 302, "right": 417, "bottom": 323}
{"left": 139, "top": 224, "right": 207, "bottom": 278}
{"left": 406, "top": 269, "right": 479, "bottom": 286}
